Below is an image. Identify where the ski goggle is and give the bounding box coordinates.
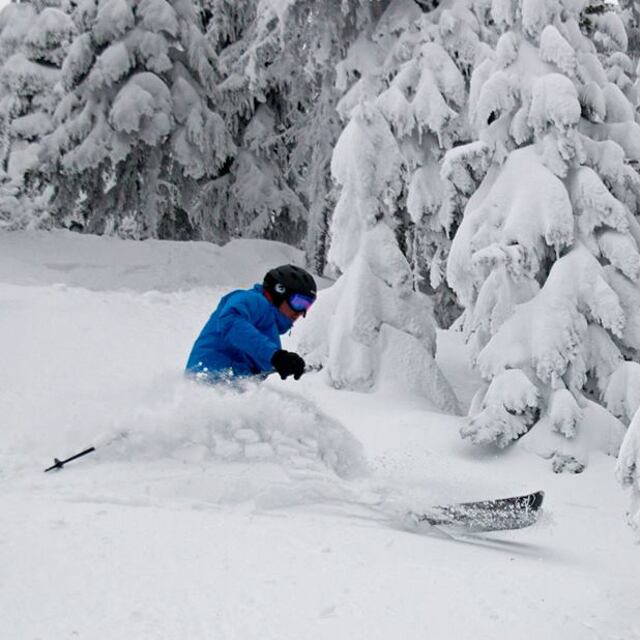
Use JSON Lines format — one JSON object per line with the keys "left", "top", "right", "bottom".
{"left": 288, "top": 293, "right": 315, "bottom": 313}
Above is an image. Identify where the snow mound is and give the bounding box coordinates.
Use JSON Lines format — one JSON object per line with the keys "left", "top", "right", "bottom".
{"left": 0, "top": 230, "right": 305, "bottom": 292}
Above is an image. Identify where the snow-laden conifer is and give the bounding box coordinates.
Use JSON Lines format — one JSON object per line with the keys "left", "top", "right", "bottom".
{"left": 296, "top": 99, "right": 459, "bottom": 413}
{"left": 41, "top": 0, "right": 233, "bottom": 237}
{"left": 199, "top": 0, "right": 377, "bottom": 266}
{"left": 0, "top": 1, "right": 74, "bottom": 230}
{"left": 446, "top": 0, "right": 640, "bottom": 469}
{"left": 334, "top": 0, "right": 495, "bottom": 327}
{"left": 295, "top": 0, "right": 474, "bottom": 409}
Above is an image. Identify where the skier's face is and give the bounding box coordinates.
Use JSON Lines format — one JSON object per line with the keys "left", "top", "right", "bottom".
{"left": 278, "top": 300, "right": 304, "bottom": 322}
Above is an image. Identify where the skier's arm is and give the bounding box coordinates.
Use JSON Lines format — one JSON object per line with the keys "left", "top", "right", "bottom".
{"left": 217, "top": 297, "right": 278, "bottom": 371}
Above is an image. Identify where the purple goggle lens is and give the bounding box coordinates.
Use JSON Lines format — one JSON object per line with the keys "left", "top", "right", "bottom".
{"left": 288, "top": 293, "right": 315, "bottom": 312}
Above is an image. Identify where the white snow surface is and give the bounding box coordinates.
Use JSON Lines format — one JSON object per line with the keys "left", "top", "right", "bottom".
{"left": 1, "top": 230, "right": 639, "bottom": 640}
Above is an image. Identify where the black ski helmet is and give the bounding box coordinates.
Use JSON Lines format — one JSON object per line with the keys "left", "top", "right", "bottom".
{"left": 263, "top": 264, "right": 317, "bottom": 305}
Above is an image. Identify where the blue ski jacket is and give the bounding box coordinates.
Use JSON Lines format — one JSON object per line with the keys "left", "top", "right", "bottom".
{"left": 185, "top": 284, "right": 293, "bottom": 381}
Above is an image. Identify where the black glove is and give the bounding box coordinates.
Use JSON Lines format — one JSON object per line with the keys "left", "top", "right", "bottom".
{"left": 271, "top": 350, "right": 306, "bottom": 380}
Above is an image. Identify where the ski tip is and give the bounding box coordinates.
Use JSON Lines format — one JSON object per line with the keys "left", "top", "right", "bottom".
{"left": 528, "top": 490, "right": 545, "bottom": 510}
{"left": 404, "top": 490, "right": 546, "bottom": 535}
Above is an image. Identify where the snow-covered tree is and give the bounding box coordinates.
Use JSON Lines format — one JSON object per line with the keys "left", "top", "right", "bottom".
{"left": 0, "top": 1, "right": 75, "bottom": 230}
{"left": 296, "top": 99, "right": 459, "bottom": 413}
{"left": 198, "top": 0, "right": 382, "bottom": 265}
{"left": 41, "top": 0, "right": 234, "bottom": 238}
{"left": 298, "top": 0, "right": 510, "bottom": 409}
{"left": 446, "top": 0, "right": 640, "bottom": 470}
{"left": 331, "top": 0, "right": 497, "bottom": 327}
{"left": 192, "top": 0, "right": 308, "bottom": 245}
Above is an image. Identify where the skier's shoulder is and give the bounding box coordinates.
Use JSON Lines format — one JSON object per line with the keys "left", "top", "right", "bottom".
{"left": 222, "top": 284, "right": 272, "bottom": 316}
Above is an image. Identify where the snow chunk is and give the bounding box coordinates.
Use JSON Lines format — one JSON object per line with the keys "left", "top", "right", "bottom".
{"left": 495, "top": 32, "right": 520, "bottom": 69}
{"left": 407, "top": 163, "right": 445, "bottom": 224}
{"left": 7, "top": 140, "right": 41, "bottom": 183}
{"left": 61, "top": 110, "right": 111, "bottom": 170}
{"left": 569, "top": 166, "right": 629, "bottom": 237}
{"left": 604, "top": 361, "right": 640, "bottom": 423}
{"left": 510, "top": 105, "right": 532, "bottom": 144}
{"left": 441, "top": 141, "right": 491, "bottom": 204}
{"left": 577, "top": 52, "right": 608, "bottom": 87}
{"left": 597, "top": 231, "right": 640, "bottom": 281}
{"left": 539, "top": 25, "right": 576, "bottom": 76}
{"left": 580, "top": 121, "right": 640, "bottom": 162}
{"left": 522, "top": 0, "right": 556, "bottom": 39}
{"left": 603, "top": 82, "right": 634, "bottom": 123}
{"left": 528, "top": 73, "right": 580, "bottom": 133}
{"left": 92, "top": 0, "right": 135, "bottom": 45}
{"left": 23, "top": 8, "right": 75, "bottom": 65}
{"left": 548, "top": 387, "right": 582, "bottom": 438}
{"left": 491, "top": 0, "right": 516, "bottom": 30}
{"left": 131, "top": 29, "right": 172, "bottom": 73}
{"left": 592, "top": 12, "right": 628, "bottom": 53}
{"left": 578, "top": 81, "right": 606, "bottom": 123}
{"left": 472, "top": 69, "right": 516, "bottom": 131}
{"left": 62, "top": 33, "right": 95, "bottom": 91}
{"left": 335, "top": 34, "right": 384, "bottom": 93}
{"left": 609, "top": 52, "right": 633, "bottom": 75}
{"left": 413, "top": 71, "right": 456, "bottom": 142}
{"left": 461, "top": 369, "right": 539, "bottom": 448}
{"left": 74, "top": 0, "right": 98, "bottom": 31}
{"left": 88, "top": 41, "right": 133, "bottom": 90}
{"left": 376, "top": 81, "right": 414, "bottom": 138}
{"left": 11, "top": 112, "right": 53, "bottom": 140}
{"left": 373, "top": 0, "right": 422, "bottom": 41}
{"left": 1, "top": 53, "right": 59, "bottom": 93}
{"left": 418, "top": 42, "right": 466, "bottom": 108}
{"left": 0, "top": 3, "right": 36, "bottom": 52}
{"left": 584, "top": 324, "right": 623, "bottom": 395}
{"left": 581, "top": 138, "right": 625, "bottom": 184}
{"left": 109, "top": 72, "right": 172, "bottom": 145}
{"left": 138, "top": 0, "right": 178, "bottom": 36}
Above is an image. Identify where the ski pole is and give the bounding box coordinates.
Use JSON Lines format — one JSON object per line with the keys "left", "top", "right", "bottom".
{"left": 44, "top": 446, "right": 96, "bottom": 472}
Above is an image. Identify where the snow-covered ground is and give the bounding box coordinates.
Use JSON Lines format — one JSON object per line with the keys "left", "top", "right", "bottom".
{"left": 1, "top": 230, "right": 638, "bottom": 640}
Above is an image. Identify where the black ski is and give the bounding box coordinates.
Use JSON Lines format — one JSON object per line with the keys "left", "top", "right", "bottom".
{"left": 406, "top": 491, "right": 544, "bottom": 533}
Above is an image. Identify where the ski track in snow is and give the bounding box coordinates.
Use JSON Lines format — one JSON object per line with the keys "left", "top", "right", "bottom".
{"left": 0, "top": 231, "right": 639, "bottom": 640}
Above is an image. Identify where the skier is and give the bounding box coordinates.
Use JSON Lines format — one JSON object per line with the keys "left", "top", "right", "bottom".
{"left": 185, "top": 264, "right": 317, "bottom": 383}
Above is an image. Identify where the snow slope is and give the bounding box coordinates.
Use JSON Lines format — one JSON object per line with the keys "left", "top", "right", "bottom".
{"left": 0, "top": 231, "right": 638, "bottom": 640}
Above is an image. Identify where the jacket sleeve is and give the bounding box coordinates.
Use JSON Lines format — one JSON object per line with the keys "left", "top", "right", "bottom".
{"left": 216, "top": 294, "right": 279, "bottom": 372}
